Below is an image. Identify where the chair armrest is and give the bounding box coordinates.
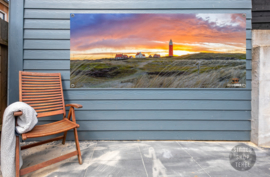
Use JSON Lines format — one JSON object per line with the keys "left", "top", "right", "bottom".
{"left": 65, "top": 104, "right": 83, "bottom": 108}
{"left": 65, "top": 104, "right": 82, "bottom": 123}
{"left": 14, "top": 111, "right": 23, "bottom": 117}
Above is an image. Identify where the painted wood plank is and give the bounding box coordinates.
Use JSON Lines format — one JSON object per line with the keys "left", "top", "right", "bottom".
{"left": 38, "top": 120, "right": 250, "bottom": 131}
{"left": 252, "top": 23, "right": 270, "bottom": 29}
{"left": 24, "top": 19, "right": 253, "bottom": 29}
{"left": 41, "top": 110, "right": 251, "bottom": 121}
{"left": 29, "top": 130, "right": 250, "bottom": 141}
{"left": 252, "top": 17, "right": 270, "bottom": 23}
{"left": 24, "top": 40, "right": 70, "bottom": 49}
{"left": 246, "top": 60, "right": 251, "bottom": 69}
{"left": 24, "top": 19, "right": 70, "bottom": 29}
{"left": 24, "top": 29, "right": 252, "bottom": 40}
{"left": 24, "top": 39, "right": 252, "bottom": 50}
{"left": 24, "top": 49, "right": 253, "bottom": 60}
{"left": 246, "top": 18, "right": 252, "bottom": 29}
{"left": 24, "top": 9, "right": 252, "bottom": 19}
{"left": 252, "top": 11, "right": 270, "bottom": 29}
{"left": 244, "top": 80, "right": 251, "bottom": 89}
{"left": 8, "top": 0, "right": 24, "bottom": 104}
{"left": 24, "top": 50, "right": 70, "bottom": 59}
{"left": 61, "top": 89, "right": 251, "bottom": 100}
{"left": 23, "top": 60, "right": 69, "bottom": 69}
{"left": 24, "top": 0, "right": 252, "bottom": 9}
{"left": 23, "top": 59, "right": 252, "bottom": 70}
{"left": 246, "top": 39, "right": 252, "bottom": 49}
{"left": 73, "top": 131, "right": 251, "bottom": 140}
{"left": 246, "top": 30, "right": 252, "bottom": 39}
{"left": 23, "top": 69, "right": 252, "bottom": 80}
{"left": 62, "top": 100, "right": 251, "bottom": 110}
{"left": 252, "top": 0, "right": 270, "bottom": 11}
{"left": 24, "top": 30, "right": 70, "bottom": 39}
{"left": 246, "top": 49, "right": 251, "bottom": 60}
{"left": 252, "top": 11, "right": 270, "bottom": 18}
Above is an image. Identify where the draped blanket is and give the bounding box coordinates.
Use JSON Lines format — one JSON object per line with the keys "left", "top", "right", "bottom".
{"left": 1, "top": 102, "right": 38, "bottom": 177}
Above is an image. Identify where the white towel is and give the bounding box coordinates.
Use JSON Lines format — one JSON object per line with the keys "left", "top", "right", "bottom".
{"left": 1, "top": 102, "right": 38, "bottom": 177}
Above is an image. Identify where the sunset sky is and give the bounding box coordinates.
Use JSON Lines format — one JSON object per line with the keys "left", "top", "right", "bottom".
{"left": 70, "top": 13, "right": 246, "bottom": 60}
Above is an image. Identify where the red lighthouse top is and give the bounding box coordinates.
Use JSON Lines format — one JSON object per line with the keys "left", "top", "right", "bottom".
{"left": 169, "top": 39, "right": 173, "bottom": 45}
{"left": 169, "top": 39, "right": 173, "bottom": 57}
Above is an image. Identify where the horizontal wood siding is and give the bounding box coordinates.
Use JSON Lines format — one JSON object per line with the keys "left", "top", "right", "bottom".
{"left": 37, "top": 120, "right": 251, "bottom": 131}
{"left": 31, "top": 131, "right": 251, "bottom": 141}
{"left": 252, "top": 0, "right": 270, "bottom": 29}
{"left": 42, "top": 110, "right": 251, "bottom": 121}
{"left": 24, "top": 0, "right": 252, "bottom": 9}
{"left": 22, "top": 0, "right": 252, "bottom": 140}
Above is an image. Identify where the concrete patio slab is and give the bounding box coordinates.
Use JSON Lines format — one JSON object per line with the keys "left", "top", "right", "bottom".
{"left": 92, "top": 141, "right": 141, "bottom": 161}
{"left": 0, "top": 141, "right": 270, "bottom": 177}
{"left": 177, "top": 141, "right": 266, "bottom": 177}
{"left": 139, "top": 141, "right": 191, "bottom": 162}
{"left": 85, "top": 160, "right": 147, "bottom": 177}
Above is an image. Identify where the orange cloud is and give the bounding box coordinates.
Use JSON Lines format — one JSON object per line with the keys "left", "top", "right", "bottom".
{"left": 70, "top": 14, "right": 246, "bottom": 59}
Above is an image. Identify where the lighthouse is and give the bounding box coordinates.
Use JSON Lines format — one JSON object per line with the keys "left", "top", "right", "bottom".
{"left": 169, "top": 39, "right": 173, "bottom": 57}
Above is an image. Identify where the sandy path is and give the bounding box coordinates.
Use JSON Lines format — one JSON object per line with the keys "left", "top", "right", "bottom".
{"left": 82, "top": 60, "right": 154, "bottom": 88}
{"left": 138, "top": 60, "right": 153, "bottom": 68}
{"left": 83, "top": 69, "right": 145, "bottom": 88}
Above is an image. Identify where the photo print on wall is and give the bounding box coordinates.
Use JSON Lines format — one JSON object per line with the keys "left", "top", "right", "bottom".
{"left": 70, "top": 13, "right": 246, "bottom": 88}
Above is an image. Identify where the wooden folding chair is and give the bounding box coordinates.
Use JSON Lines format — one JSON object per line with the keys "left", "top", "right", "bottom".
{"left": 14, "top": 71, "right": 83, "bottom": 177}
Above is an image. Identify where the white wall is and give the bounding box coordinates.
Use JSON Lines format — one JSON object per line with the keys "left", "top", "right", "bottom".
{"left": 252, "top": 30, "right": 270, "bottom": 147}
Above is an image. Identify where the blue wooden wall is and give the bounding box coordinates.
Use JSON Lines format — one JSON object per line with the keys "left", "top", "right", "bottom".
{"left": 8, "top": 0, "right": 252, "bottom": 140}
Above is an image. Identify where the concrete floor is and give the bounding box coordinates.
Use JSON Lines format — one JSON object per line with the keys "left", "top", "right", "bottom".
{"left": 2, "top": 141, "right": 270, "bottom": 177}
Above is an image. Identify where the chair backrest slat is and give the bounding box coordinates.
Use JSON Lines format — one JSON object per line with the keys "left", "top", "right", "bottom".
{"left": 19, "top": 71, "right": 66, "bottom": 118}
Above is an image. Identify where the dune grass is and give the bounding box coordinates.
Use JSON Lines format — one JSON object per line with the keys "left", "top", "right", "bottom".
{"left": 70, "top": 53, "right": 246, "bottom": 88}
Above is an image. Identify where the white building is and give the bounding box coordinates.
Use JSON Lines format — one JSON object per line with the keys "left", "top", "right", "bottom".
{"left": 115, "top": 54, "right": 128, "bottom": 60}
{"left": 135, "top": 52, "right": 146, "bottom": 58}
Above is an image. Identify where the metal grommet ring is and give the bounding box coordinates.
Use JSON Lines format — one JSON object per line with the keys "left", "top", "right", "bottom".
{"left": 71, "top": 14, "right": 75, "bottom": 17}
{"left": 71, "top": 84, "right": 75, "bottom": 87}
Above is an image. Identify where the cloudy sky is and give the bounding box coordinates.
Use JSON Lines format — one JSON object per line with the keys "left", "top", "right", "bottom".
{"left": 70, "top": 13, "right": 246, "bottom": 60}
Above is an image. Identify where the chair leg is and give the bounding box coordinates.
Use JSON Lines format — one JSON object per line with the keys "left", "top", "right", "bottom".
{"left": 62, "top": 131, "right": 68, "bottom": 145}
{"left": 73, "top": 128, "right": 82, "bottom": 165}
{"left": 16, "top": 136, "right": 20, "bottom": 177}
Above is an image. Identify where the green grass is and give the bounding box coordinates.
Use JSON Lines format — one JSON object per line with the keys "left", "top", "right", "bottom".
{"left": 70, "top": 53, "right": 246, "bottom": 88}
{"left": 71, "top": 62, "right": 112, "bottom": 71}
{"left": 142, "top": 62, "right": 196, "bottom": 72}
{"left": 199, "top": 65, "right": 227, "bottom": 73}
{"left": 71, "top": 60, "right": 137, "bottom": 87}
